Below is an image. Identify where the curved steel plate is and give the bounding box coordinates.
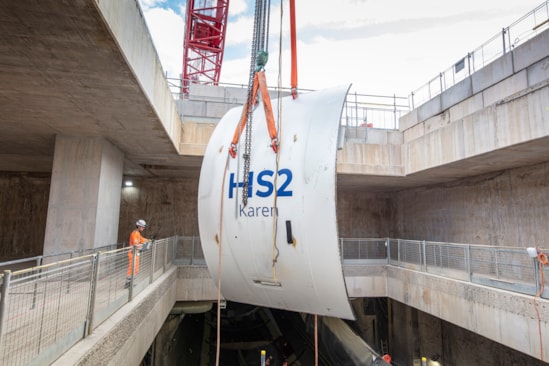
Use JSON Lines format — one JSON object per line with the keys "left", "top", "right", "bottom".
{"left": 198, "top": 85, "right": 354, "bottom": 319}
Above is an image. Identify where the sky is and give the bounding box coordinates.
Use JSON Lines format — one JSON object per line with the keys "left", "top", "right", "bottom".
{"left": 138, "top": 0, "right": 546, "bottom": 97}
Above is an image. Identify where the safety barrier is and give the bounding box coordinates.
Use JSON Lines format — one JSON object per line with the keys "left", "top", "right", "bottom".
{"left": 0, "top": 236, "right": 546, "bottom": 364}
{"left": 340, "top": 238, "right": 548, "bottom": 298}
{"left": 0, "top": 244, "right": 120, "bottom": 273}
{"left": 0, "top": 237, "right": 177, "bottom": 366}
{"left": 409, "top": 1, "right": 549, "bottom": 109}
{"left": 170, "top": 77, "right": 409, "bottom": 130}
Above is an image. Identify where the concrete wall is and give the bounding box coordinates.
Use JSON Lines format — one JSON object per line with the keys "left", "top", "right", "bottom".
{"left": 389, "top": 273, "right": 547, "bottom": 365}
{"left": 393, "top": 161, "right": 549, "bottom": 246}
{"left": 118, "top": 177, "right": 200, "bottom": 244}
{"left": 337, "top": 190, "right": 395, "bottom": 238}
{"left": 0, "top": 172, "right": 50, "bottom": 260}
{"left": 2, "top": 158, "right": 548, "bottom": 259}
{"left": 337, "top": 128, "right": 404, "bottom": 176}
{"left": 401, "top": 28, "right": 549, "bottom": 129}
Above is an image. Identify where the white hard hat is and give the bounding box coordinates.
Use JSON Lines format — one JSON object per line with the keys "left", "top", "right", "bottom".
{"left": 136, "top": 219, "right": 147, "bottom": 227}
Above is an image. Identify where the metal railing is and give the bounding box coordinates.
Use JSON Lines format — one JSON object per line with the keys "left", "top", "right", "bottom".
{"left": 0, "top": 237, "right": 178, "bottom": 366}
{"left": 341, "top": 92, "right": 409, "bottom": 130}
{"left": 170, "top": 77, "right": 409, "bottom": 130}
{"left": 339, "top": 238, "right": 548, "bottom": 299}
{"left": 174, "top": 236, "right": 548, "bottom": 299}
{"left": 0, "top": 244, "right": 121, "bottom": 273}
{"left": 1, "top": 236, "right": 546, "bottom": 364}
{"left": 409, "top": 1, "right": 549, "bottom": 109}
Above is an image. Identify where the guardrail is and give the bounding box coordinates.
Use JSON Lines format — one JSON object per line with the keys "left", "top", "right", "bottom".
{"left": 1, "top": 236, "right": 546, "bottom": 365}
{"left": 0, "top": 237, "right": 178, "bottom": 366}
{"left": 169, "top": 77, "right": 409, "bottom": 130}
{"left": 340, "top": 238, "right": 548, "bottom": 298}
{"left": 409, "top": 1, "right": 549, "bottom": 109}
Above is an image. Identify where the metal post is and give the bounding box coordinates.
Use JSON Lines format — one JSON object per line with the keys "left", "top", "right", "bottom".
{"left": 164, "top": 240, "right": 168, "bottom": 272}
{"left": 191, "top": 236, "right": 195, "bottom": 265}
{"left": 31, "top": 256, "right": 43, "bottom": 310}
{"left": 385, "top": 238, "right": 390, "bottom": 264}
{"left": 129, "top": 246, "right": 136, "bottom": 301}
{"left": 85, "top": 253, "right": 100, "bottom": 336}
{"left": 422, "top": 240, "right": 427, "bottom": 272}
{"left": 150, "top": 242, "right": 156, "bottom": 284}
{"left": 67, "top": 252, "right": 73, "bottom": 294}
{"left": 466, "top": 245, "right": 472, "bottom": 282}
{"left": 501, "top": 27, "right": 507, "bottom": 54}
{"left": 354, "top": 92, "right": 358, "bottom": 127}
{"left": 393, "top": 94, "right": 397, "bottom": 130}
{"left": 495, "top": 247, "right": 500, "bottom": 279}
{"left": 397, "top": 239, "right": 401, "bottom": 267}
{"left": 439, "top": 72, "right": 444, "bottom": 95}
{"left": 533, "top": 258, "right": 540, "bottom": 294}
{"left": 0, "top": 270, "right": 12, "bottom": 351}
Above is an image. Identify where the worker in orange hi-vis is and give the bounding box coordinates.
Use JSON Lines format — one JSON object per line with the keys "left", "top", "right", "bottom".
{"left": 125, "top": 219, "right": 151, "bottom": 288}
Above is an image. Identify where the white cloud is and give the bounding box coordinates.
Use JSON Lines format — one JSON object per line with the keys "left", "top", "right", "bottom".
{"left": 139, "top": 0, "right": 167, "bottom": 12}
{"left": 229, "top": 0, "right": 249, "bottom": 16}
{"left": 141, "top": 0, "right": 546, "bottom": 95}
{"left": 141, "top": 6, "right": 185, "bottom": 78}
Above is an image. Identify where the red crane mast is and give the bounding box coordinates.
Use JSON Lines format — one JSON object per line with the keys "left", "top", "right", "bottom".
{"left": 182, "top": 0, "right": 229, "bottom": 94}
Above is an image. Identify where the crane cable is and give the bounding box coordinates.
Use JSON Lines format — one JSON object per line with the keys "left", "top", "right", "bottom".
{"left": 242, "top": 0, "right": 271, "bottom": 206}
{"left": 215, "top": 155, "right": 230, "bottom": 366}
{"left": 270, "top": 0, "right": 286, "bottom": 284}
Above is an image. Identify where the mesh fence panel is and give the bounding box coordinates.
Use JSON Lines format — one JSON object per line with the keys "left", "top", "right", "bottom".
{"left": 470, "top": 246, "right": 536, "bottom": 283}
{"left": 0, "top": 237, "right": 546, "bottom": 365}
{"left": 425, "top": 242, "right": 468, "bottom": 271}
{"left": 175, "top": 236, "right": 205, "bottom": 265}
{"left": 340, "top": 239, "right": 387, "bottom": 261}
{"left": 93, "top": 249, "right": 130, "bottom": 327}
{"left": 0, "top": 256, "right": 94, "bottom": 366}
{"left": 399, "top": 240, "right": 423, "bottom": 266}
{"left": 387, "top": 239, "right": 399, "bottom": 263}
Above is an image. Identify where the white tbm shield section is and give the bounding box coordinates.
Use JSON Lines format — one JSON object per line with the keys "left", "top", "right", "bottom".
{"left": 198, "top": 85, "right": 354, "bottom": 320}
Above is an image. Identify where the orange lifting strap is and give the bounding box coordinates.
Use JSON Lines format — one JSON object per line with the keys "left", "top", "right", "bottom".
{"left": 229, "top": 71, "right": 278, "bottom": 158}
{"left": 289, "top": 0, "right": 298, "bottom": 99}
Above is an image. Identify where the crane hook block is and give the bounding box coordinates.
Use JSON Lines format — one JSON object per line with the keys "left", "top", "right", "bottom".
{"left": 256, "top": 50, "right": 269, "bottom": 72}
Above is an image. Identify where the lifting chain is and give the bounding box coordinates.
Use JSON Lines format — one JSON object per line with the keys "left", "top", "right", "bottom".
{"left": 242, "top": 0, "right": 270, "bottom": 206}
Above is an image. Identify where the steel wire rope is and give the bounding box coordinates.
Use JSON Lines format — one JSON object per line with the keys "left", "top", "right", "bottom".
{"left": 270, "top": 0, "right": 285, "bottom": 284}
{"left": 214, "top": 155, "right": 231, "bottom": 366}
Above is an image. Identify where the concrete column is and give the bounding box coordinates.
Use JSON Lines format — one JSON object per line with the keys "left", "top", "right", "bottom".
{"left": 43, "top": 135, "right": 124, "bottom": 255}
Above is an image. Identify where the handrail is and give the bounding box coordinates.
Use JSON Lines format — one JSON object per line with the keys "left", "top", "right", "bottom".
{"left": 172, "top": 77, "right": 409, "bottom": 130}
{"left": 0, "top": 237, "right": 178, "bottom": 366}
{"left": 0, "top": 236, "right": 546, "bottom": 365}
{"left": 408, "top": 1, "right": 549, "bottom": 109}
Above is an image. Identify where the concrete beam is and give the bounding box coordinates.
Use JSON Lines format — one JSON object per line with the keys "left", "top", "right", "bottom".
{"left": 387, "top": 266, "right": 549, "bottom": 361}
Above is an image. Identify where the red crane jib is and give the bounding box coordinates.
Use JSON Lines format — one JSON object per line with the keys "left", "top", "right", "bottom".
{"left": 182, "top": 0, "right": 229, "bottom": 94}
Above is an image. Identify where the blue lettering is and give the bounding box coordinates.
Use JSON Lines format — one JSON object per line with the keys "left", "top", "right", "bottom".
{"left": 256, "top": 170, "right": 274, "bottom": 197}
{"left": 276, "top": 169, "right": 293, "bottom": 197}
{"left": 229, "top": 172, "right": 254, "bottom": 199}
{"left": 229, "top": 169, "right": 293, "bottom": 199}
{"left": 238, "top": 204, "right": 279, "bottom": 217}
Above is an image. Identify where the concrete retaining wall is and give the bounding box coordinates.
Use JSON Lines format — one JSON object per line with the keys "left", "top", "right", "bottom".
{"left": 388, "top": 267, "right": 548, "bottom": 364}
